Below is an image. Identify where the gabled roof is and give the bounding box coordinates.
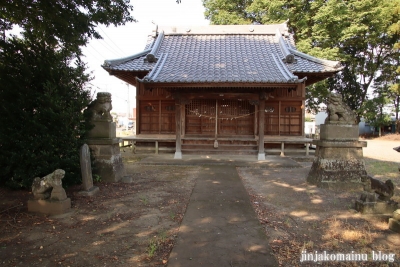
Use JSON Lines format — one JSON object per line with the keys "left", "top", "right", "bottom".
{"left": 102, "top": 23, "right": 342, "bottom": 87}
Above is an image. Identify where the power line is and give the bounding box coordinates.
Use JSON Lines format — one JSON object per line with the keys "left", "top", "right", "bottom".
{"left": 87, "top": 43, "right": 105, "bottom": 60}
{"left": 98, "top": 25, "right": 127, "bottom": 55}
{"left": 96, "top": 38, "right": 125, "bottom": 57}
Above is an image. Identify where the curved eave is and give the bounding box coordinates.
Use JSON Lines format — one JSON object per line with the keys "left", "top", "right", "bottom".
{"left": 288, "top": 47, "right": 342, "bottom": 70}
{"left": 294, "top": 72, "right": 338, "bottom": 86}
{"left": 136, "top": 79, "right": 304, "bottom": 89}
{"left": 104, "top": 70, "right": 149, "bottom": 86}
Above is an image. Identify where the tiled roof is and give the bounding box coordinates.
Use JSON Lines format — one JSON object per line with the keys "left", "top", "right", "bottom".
{"left": 102, "top": 23, "right": 341, "bottom": 84}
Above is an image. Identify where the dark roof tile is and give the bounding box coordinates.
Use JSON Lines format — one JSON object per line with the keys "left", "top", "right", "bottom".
{"left": 103, "top": 24, "right": 341, "bottom": 84}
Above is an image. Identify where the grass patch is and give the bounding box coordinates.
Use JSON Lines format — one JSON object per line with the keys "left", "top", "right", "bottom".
{"left": 364, "top": 158, "right": 400, "bottom": 180}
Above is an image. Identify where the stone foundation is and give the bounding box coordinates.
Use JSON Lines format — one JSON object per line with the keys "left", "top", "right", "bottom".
{"left": 307, "top": 124, "right": 368, "bottom": 190}
{"left": 87, "top": 138, "right": 125, "bottom": 182}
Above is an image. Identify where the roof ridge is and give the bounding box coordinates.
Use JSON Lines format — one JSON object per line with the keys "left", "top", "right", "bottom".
{"left": 139, "top": 53, "right": 168, "bottom": 82}
{"left": 275, "top": 29, "right": 295, "bottom": 64}
{"left": 158, "top": 23, "right": 289, "bottom": 35}
{"left": 145, "top": 31, "right": 165, "bottom": 63}
{"left": 271, "top": 54, "right": 298, "bottom": 82}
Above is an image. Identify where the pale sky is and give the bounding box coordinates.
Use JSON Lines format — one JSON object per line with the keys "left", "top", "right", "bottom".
{"left": 82, "top": 0, "right": 210, "bottom": 113}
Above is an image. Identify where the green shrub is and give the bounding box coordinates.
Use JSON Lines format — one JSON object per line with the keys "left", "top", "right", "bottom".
{"left": 0, "top": 38, "right": 92, "bottom": 188}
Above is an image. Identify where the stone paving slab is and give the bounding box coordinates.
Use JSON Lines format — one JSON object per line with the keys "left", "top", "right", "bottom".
{"left": 167, "top": 165, "right": 278, "bottom": 267}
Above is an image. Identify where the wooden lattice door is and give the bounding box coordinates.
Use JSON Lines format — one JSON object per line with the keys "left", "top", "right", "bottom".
{"left": 185, "top": 100, "right": 216, "bottom": 135}
{"left": 185, "top": 99, "right": 254, "bottom": 136}
{"left": 218, "top": 99, "right": 254, "bottom": 135}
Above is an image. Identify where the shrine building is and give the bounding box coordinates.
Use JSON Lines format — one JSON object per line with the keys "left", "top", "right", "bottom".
{"left": 102, "top": 23, "right": 341, "bottom": 159}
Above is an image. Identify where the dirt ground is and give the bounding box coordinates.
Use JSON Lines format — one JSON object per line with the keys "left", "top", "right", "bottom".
{"left": 0, "top": 163, "right": 200, "bottom": 266}
{"left": 1, "top": 136, "right": 400, "bottom": 267}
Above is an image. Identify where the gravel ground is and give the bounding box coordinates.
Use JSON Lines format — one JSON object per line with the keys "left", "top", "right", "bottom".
{"left": 363, "top": 140, "right": 400, "bottom": 163}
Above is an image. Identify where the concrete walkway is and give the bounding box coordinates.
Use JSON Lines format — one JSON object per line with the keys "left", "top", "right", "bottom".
{"left": 130, "top": 153, "right": 302, "bottom": 266}
{"left": 167, "top": 164, "right": 279, "bottom": 267}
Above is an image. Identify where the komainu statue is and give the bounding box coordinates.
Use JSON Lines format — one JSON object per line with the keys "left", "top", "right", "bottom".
{"left": 32, "top": 169, "right": 67, "bottom": 201}
{"left": 86, "top": 92, "right": 113, "bottom": 121}
{"left": 325, "top": 93, "right": 357, "bottom": 125}
{"left": 364, "top": 175, "right": 395, "bottom": 202}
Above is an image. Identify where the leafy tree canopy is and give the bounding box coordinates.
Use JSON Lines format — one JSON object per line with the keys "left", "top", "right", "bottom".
{"left": 203, "top": 0, "right": 400, "bottom": 120}
{"left": 0, "top": 0, "right": 134, "bottom": 188}
{"left": 1, "top": 0, "right": 134, "bottom": 54}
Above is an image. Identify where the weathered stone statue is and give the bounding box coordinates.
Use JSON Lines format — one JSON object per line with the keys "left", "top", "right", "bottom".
{"left": 367, "top": 176, "right": 395, "bottom": 202}
{"left": 28, "top": 169, "right": 71, "bottom": 215}
{"left": 86, "top": 92, "right": 125, "bottom": 182}
{"left": 307, "top": 93, "right": 368, "bottom": 190}
{"left": 355, "top": 175, "right": 398, "bottom": 214}
{"left": 85, "top": 92, "right": 113, "bottom": 122}
{"left": 324, "top": 93, "right": 357, "bottom": 125}
{"left": 32, "top": 169, "right": 67, "bottom": 200}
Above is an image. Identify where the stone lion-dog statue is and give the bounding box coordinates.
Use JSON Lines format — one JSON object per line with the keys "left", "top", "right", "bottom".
{"left": 32, "top": 169, "right": 67, "bottom": 201}
{"left": 325, "top": 93, "right": 357, "bottom": 125}
{"left": 86, "top": 92, "right": 113, "bottom": 121}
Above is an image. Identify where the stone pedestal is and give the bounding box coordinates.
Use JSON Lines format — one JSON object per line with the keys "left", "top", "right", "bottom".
{"left": 87, "top": 137, "right": 125, "bottom": 183}
{"left": 389, "top": 210, "right": 400, "bottom": 233}
{"left": 88, "top": 121, "right": 117, "bottom": 139}
{"left": 28, "top": 198, "right": 71, "bottom": 215}
{"left": 85, "top": 93, "right": 125, "bottom": 182}
{"left": 307, "top": 124, "right": 368, "bottom": 190}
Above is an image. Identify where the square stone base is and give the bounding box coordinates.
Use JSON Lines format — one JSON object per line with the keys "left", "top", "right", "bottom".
{"left": 307, "top": 142, "right": 367, "bottom": 190}
{"left": 88, "top": 140, "right": 125, "bottom": 182}
{"left": 320, "top": 124, "right": 359, "bottom": 141}
{"left": 28, "top": 198, "right": 71, "bottom": 215}
{"left": 88, "top": 121, "right": 116, "bottom": 139}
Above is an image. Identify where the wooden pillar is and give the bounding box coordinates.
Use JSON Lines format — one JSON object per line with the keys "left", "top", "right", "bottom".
{"left": 300, "top": 82, "right": 306, "bottom": 137}
{"left": 174, "top": 100, "right": 182, "bottom": 159}
{"left": 258, "top": 96, "right": 265, "bottom": 160}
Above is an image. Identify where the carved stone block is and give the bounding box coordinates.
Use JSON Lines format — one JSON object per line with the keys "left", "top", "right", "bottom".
{"left": 87, "top": 139, "right": 125, "bottom": 182}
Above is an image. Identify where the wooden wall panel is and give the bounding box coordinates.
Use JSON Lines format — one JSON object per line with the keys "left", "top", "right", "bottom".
{"left": 139, "top": 100, "right": 176, "bottom": 134}
{"left": 140, "top": 100, "right": 159, "bottom": 134}
{"left": 264, "top": 102, "right": 280, "bottom": 135}
{"left": 160, "top": 101, "right": 176, "bottom": 133}
{"left": 279, "top": 101, "right": 302, "bottom": 136}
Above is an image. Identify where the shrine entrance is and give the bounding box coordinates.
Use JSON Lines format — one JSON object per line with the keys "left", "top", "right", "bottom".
{"left": 185, "top": 99, "right": 255, "bottom": 136}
